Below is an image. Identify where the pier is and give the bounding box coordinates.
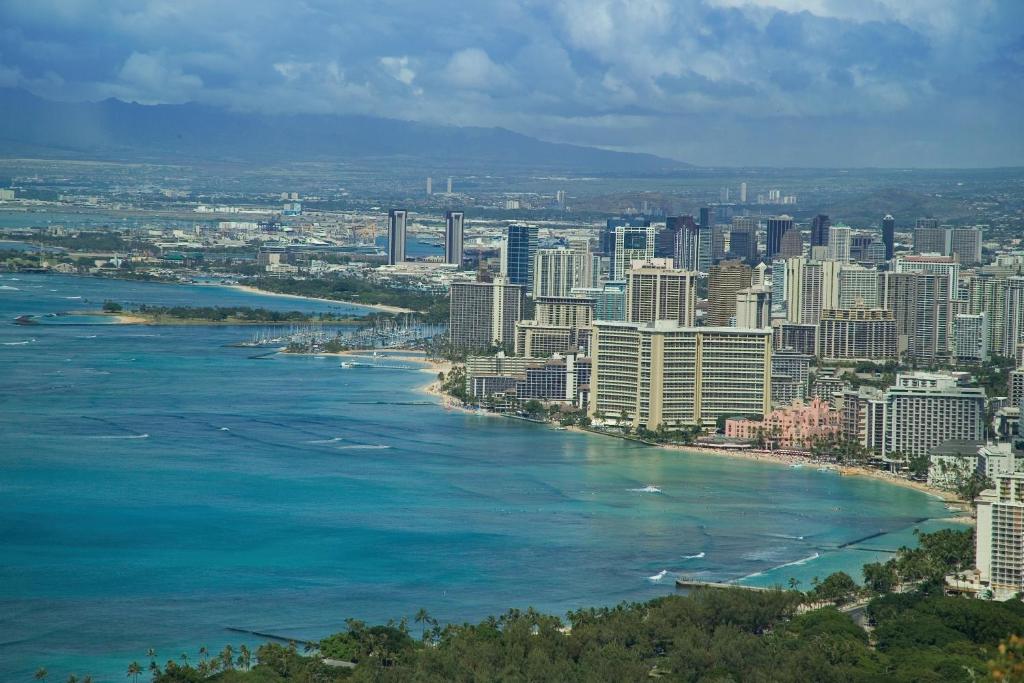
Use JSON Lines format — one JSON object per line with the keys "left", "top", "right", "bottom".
{"left": 674, "top": 579, "right": 773, "bottom": 592}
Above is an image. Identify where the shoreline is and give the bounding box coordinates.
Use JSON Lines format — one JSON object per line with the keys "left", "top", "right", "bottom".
{"left": 221, "top": 283, "right": 416, "bottom": 314}
{"left": 78, "top": 310, "right": 365, "bottom": 326}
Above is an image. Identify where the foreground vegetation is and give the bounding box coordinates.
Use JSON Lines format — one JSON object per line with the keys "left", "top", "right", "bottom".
{"left": 67, "top": 528, "right": 1022, "bottom": 683}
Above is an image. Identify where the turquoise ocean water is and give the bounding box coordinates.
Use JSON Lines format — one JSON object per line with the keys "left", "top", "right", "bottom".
{"left": 0, "top": 274, "right": 959, "bottom": 681}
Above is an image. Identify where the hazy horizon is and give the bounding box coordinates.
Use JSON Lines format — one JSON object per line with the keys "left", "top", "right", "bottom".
{"left": 0, "top": 0, "right": 1022, "bottom": 168}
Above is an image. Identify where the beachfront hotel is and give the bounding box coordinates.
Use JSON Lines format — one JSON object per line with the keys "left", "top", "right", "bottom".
{"left": 725, "top": 398, "right": 839, "bottom": 449}
{"left": 975, "top": 468, "right": 1024, "bottom": 599}
{"left": 449, "top": 277, "right": 525, "bottom": 352}
{"left": 588, "top": 321, "right": 771, "bottom": 430}
{"left": 625, "top": 259, "right": 697, "bottom": 326}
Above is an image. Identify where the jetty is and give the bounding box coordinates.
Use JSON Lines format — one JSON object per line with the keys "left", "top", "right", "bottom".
{"left": 675, "top": 579, "right": 772, "bottom": 592}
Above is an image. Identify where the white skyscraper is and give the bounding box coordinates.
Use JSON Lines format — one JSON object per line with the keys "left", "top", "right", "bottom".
{"left": 827, "top": 225, "right": 852, "bottom": 262}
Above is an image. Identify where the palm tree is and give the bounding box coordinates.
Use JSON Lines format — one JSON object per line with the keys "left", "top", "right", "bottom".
{"left": 220, "top": 644, "right": 235, "bottom": 670}
{"left": 82, "top": 677, "right": 93, "bottom": 683}
{"left": 414, "top": 608, "right": 432, "bottom": 640}
{"left": 238, "top": 644, "right": 251, "bottom": 671}
{"left": 66, "top": 675, "right": 78, "bottom": 683}
{"left": 34, "top": 667, "right": 47, "bottom": 682}
{"left": 126, "top": 661, "right": 142, "bottom": 683}
{"left": 198, "top": 645, "right": 208, "bottom": 663}
{"left": 179, "top": 652, "right": 189, "bottom": 667}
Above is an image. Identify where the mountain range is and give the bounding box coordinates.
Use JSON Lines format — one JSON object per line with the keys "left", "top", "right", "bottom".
{"left": 0, "top": 89, "right": 682, "bottom": 171}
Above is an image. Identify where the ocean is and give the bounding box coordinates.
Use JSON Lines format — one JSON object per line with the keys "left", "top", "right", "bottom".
{"left": 0, "top": 273, "right": 957, "bottom": 681}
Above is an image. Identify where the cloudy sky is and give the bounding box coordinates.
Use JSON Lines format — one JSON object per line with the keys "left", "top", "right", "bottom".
{"left": 1, "top": 0, "right": 1022, "bottom": 167}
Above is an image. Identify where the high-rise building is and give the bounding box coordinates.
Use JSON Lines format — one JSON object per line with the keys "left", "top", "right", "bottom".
{"left": 913, "top": 225, "right": 950, "bottom": 255}
{"left": 882, "top": 372, "right": 986, "bottom": 458}
{"left": 612, "top": 225, "right": 656, "bottom": 280}
{"left": 699, "top": 207, "right": 713, "bottom": 230}
{"left": 739, "top": 182, "right": 748, "bottom": 203}
{"left": 811, "top": 214, "right": 831, "bottom": 248}
{"left": 881, "top": 271, "right": 954, "bottom": 361}
{"left": 954, "top": 313, "right": 990, "bottom": 363}
{"left": 772, "top": 349, "right": 811, "bottom": 405}
{"left": 950, "top": 227, "right": 983, "bottom": 266}
{"left": 444, "top": 210, "right": 464, "bottom": 266}
{"left": 766, "top": 215, "right": 795, "bottom": 258}
{"left": 387, "top": 209, "right": 407, "bottom": 265}
{"left": 426, "top": 177, "right": 432, "bottom": 195}
{"left": 735, "top": 286, "right": 772, "bottom": 329}
{"left": 817, "top": 308, "right": 898, "bottom": 361}
{"left": 779, "top": 227, "right": 804, "bottom": 259}
{"left": 916, "top": 217, "right": 940, "bottom": 230}
{"left": 572, "top": 282, "right": 627, "bottom": 322}
{"left": 729, "top": 216, "right": 757, "bottom": 260}
{"left": 505, "top": 224, "right": 538, "bottom": 294}
{"left": 711, "top": 224, "right": 729, "bottom": 262}
{"left": 967, "top": 271, "right": 1009, "bottom": 356}
{"left": 658, "top": 215, "right": 687, "bottom": 259}
{"left": 446, "top": 176, "right": 453, "bottom": 194}
{"left": 826, "top": 225, "right": 851, "bottom": 261}
{"left": 837, "top": 266, "right": 880, "bottom": 308}
{"left": 515, "top": 297, "right": 594, "bottom": 358}
{"left": 882, "top": 214, "right": 896, "bottom": 260}
{"left": 589, "top": 322, "right": 771, "bottom": 429}
{"left": 449, "top": 277, "right": 525, "bottom": 351}
{"left": 708, "top": 260, "right": 753, "bottom": 326}
{"left": 602, "top": 216, "right": 650, "bottom": 257}
{"left": 626, "top": 260, "right": 697, "bottom": 326}
{"left": 773, "top": 322, "right": 819, "bottom": 355}
{"left": 533, "top": 248, "right": 583, "bottom": 298}
{"left": 894, "top": 254, "right": 960, "bottom": 294}
{"left": 671, "top": 218, "right": 704, "bottom": 274}
{"left": 1004, "top": 277, "right": 1024, "bottom": 358}
{"left": 976, "top": 469, "right": 1024, "bottom": 598}
{"left": 784, "top": 258, "right": 843, "bottom": 326}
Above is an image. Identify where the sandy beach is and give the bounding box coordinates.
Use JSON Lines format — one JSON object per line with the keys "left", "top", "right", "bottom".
{"left": 222, "top": 283, "right": 416, "bottom": 314}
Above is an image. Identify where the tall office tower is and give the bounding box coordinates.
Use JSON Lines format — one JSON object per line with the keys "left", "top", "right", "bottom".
{"left": 711, "top": 224, "right": 729, "bottom": 261}
{"left": 699, "top": 207, "right": 713, "bottom": 230}
{"left": 881, "top": 214, "right": 896, "bottom": 260}
{"left": 735, "top": 286, "right": 772, "bottom": 328}
{"left": 811, "top": 214, "right": 831, "bottom": 247}
{"left": 602, "top": 216, "right": 650, "bottom": 257}
{"left": 784, "top": 258, "right": 843, "bottom": 326}
{"left": 967, "top": 272, "right": 1009, "bottom": 356}
{"left": 827, "top": 225, "right": 852, "bottom": 261}
{"left": 698, "top": 226, "right": 713, "bottom": 272}
{"left": 708, "top": 259, "right": 753, "bottom": 326}
{"left": 913, "top": 226, "right": 950, "bottom": 255}
{"left": 954, "top": 313, "right": 990, "bottom": 363}
{"left": 572, "top": 281, "right": 627, "bottom": 321}
{"left": 659, "top": 215, "right": 690, "bottom": 259}
{"left": 533, "top": 248, "right": 583, "bottom": 298}
{"left": 1004, "top": 277, "right": 1024, "bottom": 358}
{"left": 444, "top": 210, "right": 464, "bottom": 266}
{"left": 626, "top": 261, "right": 697, "bottom": 326}
{"left": 766, "top": 215, "right": 795, "bottom": 258}
{"left": 515, "top": 296, "right": 594, "bottom": 358}
{"left": 881, "top": 271, "right": 954, "bottom": 361}
{"left": 448, "top": 277, "right": 525, "bottom": 351}
{"left": 426, "top": 177, "right": 433, "bottom": 195}
{"left": 779, "top": 225, "right": 804, "bottom": 259}
{"left": 729, "top": 216, "right": 757, "bottom": 260}
{"left": 838, "top": 265, "right": 880, "bottom": 308}
{"left": 387, "top": 209, "right": 408, "bottom": 265}
{"left": 556, "top": 190, "right": 566, "bottom": 208}
{"left": 612, "top": 225, "right": 656, "bottom": 280}
{"left": 567, "top": 239, "right": 595, "bottom": 288}
{"left": 505, "top": 224, "right": 539, "bottom": 294}
{"left": 673, "top": 218, "right": 702, "bottom": 271}
{"left": 588, "top": 322, "right": 771, "bottom": 430}
{"left": 950, "top": 227, "right": 983, "bottom": 266}
{"left": 739, "top": 182, "right": 748, "bottom": 203}
{"left": 446, "top": 177, "right": 453, "bottom": 194}
{"left": 882, "top": 372, "right": 985, "bottom": 458}
{"left": 817, "top": 308, "right": 898, "bottom": 361}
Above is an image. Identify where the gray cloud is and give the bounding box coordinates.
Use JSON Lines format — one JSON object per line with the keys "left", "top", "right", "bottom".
{"left": 0, "top": 0, "right": 1020, "bottom": 166}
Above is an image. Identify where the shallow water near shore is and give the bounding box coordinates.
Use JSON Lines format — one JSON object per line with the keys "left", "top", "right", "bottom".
{"left": 1, "top": 274, "right": 958, "bottom": 681}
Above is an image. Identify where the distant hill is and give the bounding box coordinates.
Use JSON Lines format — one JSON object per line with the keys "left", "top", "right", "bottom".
{"left": 0, "top": 88, "right": 683, "bottom": 171}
